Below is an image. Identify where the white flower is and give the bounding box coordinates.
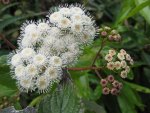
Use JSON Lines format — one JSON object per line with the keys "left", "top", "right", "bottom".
{"left": 107, "top": 62, "right": 115, "bottom": 70}
{"left": 70, "top": 7, "right": 84, "bottom": 14}
{"left": 86, "top": 26, "right": 96, "bottom": 36}
{"left": 19, "top": 76, "right": 32, "bottom": 90}
{"left": 21, "top": 37, "right": 32, "bottom": 47}
{"left": 71, "top": 22, "right": 83, "bottom": 33}
{"left": 59, "top": 8, "right": 71, "bottom": 16}
{"left": 130, "top": 59, "right": 134, "bottom": 65}
{"left": 37, "top": 22, "right": 50, "bottom": 31}
{"left": 126, "top": 54, "right": 131, "bottom": 61}
{"left": 36, "top": 75, "right": 50, "bottom": 93}
{"left": 114, "top": 61, "right": 121, "bottom": 70}
{"left": 11, "top": 54, "right": 22, "bottom": 66}
{"left": 120, "top": 49, "right": 126, "bottom": 55}
{"left": 21, "top": 48, "right": 35, "bottom": 59}
{"left": 49, "top": 27, "right": 61, "bottom": 36}
{"left": 105, "top": 54, "right": 113, "bottom": 62}
{"left": 26, "top": 31, "right": 40, "bottom": 44}
{"left": 45, "top": 66, "right": 60, "bottom": 80}
{"left": 82, "top": 15, "right": 92, "bottom": 25}
{"left": 71, "top": 14, "right": 82, "bottom": 22}
{"left": 49, "top": 12, "right": 62, "bottom": 23}
{"left": 58, "top": 17, "right": 71, "bottom": 29}
{"left": 125, "top": 66, "right": 130, "bottom": 73}
{"left": 24, "top": 23, "right": 37, "bottom": 34}
{"left": 61, "top": 52, "right": 76, "bottom": 65}
{"left": 121, "top": 60, "right": 127, "bottom": 68}
{"left": 33, "top": 54, "right": 46, "bottom": 66}
{"left": 15, "top": 65, "right": 25, "bottom": 78}
{"left": 109, "top": 49, "right": 116, "bottom": 56}
{"left": 26, "top": 64, "right": 38, "bottom": 77}
{"left": 120, "top": 70, "right": 127, "bottom": 78}
{"left": 50, "top": 56, "right": 62, "bottom": 67}
{"left": 117, "top": 53, "right": 125, "bottom": 60}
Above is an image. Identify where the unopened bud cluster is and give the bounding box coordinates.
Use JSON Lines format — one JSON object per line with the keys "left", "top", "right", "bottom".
{"left": 8, "top": 5, "right": 96, "bottom": 93}
{"left": 100, "top": 75, "right": 123, "bottom": 95}
{"left": 104, "top": 49, "right": 134, "bottom": 78}
{"left": 100, "top": 26, "right": 121, "bottom": 41}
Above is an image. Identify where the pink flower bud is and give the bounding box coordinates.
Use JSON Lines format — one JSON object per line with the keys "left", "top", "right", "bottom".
{"left": 107, "top": 75, "right": 114, "bottom": 82}
{"left": 102, "top": 87, "right": 110, "bottom": 95}
{"left": 101, "top": 31, "right": 107, "bottom": 37}
{"left": 112, "top": 80, "right": 119, "bottom": 88}
{"left": 100, "top": 79, "right": 108, "bottom": 87}
{"left": 111, "top": 88, "right": 118, "bottom": 95}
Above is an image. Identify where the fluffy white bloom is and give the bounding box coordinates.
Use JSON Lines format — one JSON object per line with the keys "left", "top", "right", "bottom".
{"left": 50, "top": 56, "right": 62, "bottom": 67}
{"left": 71, "top": 22, "right": 83, "bottom": 33}
{"left": 11, "top": 54, "right": 22, "bottom": 66}
{"left": 49, "top": 12, "right": 62, "bottom": 23}
{"left": 21, "top": 48, "right": 35, "bottom": 59}
{"left": 15, "top": 65, "right": 25, "bottom": 78}
{"left": 59, "top": 8, "right": 71, "bottom": 16}
{"left": 9, "top": 5, "right": 96, "bottom": 93}
{"left": 58, "top": 17, "right": 71, "bottom": 29}
{"left": 105, "top": 54, "right": 113, "bottom": 62}
{"left": 45, "top": 67, "right": 60, "bottom": 80}
{"left": 70, "top": 7, "right": 84, "bottom": 14}
{"left": 82, "top": 15, "right": 92, "bottom": 25}
{"left": 117, "top": 53, "right": 125, "bottom": 60}
{"left": 125, "top": 66, "right": 130, "bottom": 73}
{"left": 71, "top": 14, "right": 82, "bottom": 22}
{"left": 37, "top": 22, "right": 50, "bottom": 31}
{"left": 21, "top": 36, "right": 31, "bottom": 47}
{"left": 24, "top": 23, "right": 37, "bottom": 34}
{"left": 36, "top": 75, "right": 50, "bottom": 93}
{"left": 19, "top": 76, "right": 33, "bottom": 91}
{"left": 33, "top": 54, "right": 46, "bottom": 66}
{"left": 26, "top": 64, "right": 38, "bottom": 77}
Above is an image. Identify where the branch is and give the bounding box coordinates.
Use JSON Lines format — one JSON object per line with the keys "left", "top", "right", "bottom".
{"left": 0, "top": 34, "right": 16, "bottom": 50}
{"left": 67, "top": 67, "right": 103, "bottom": 71}
{"left": 91, "top": 38, "right": 106, "bottom": 66}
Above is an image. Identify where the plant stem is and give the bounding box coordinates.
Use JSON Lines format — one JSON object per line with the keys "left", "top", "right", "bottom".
{"left": 29, "top": 95, "right": 44, "bottom": 107}
{"left": 91, "top": 38, "right": 106, "bottom": 66}
{"left": 67, "top": 66, "right": 103, "bottom": 71}
{"left": 94, "top": 69, "right": 102, "bottom": 79}
{"left": 0, "top": 34, "right": 16, "bottom": 50}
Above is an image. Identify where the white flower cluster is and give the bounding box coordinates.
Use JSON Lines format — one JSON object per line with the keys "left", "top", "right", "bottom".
{"left": 105, "top": 49, "right": 134, "bottom": 78}
{"left": 8, "top": 5, "right": 96, "bottom": 93}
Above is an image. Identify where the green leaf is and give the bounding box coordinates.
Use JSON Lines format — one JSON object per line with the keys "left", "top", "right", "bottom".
{"left": 38, "top": 82, "right": 81, "bottom": 113}
{"left": 127, "top": 0, "right": 150, "bottom": 19}
{"left": 0, "top": 12, "right": 45, "bottom": 31}
{"left": 135, "top": 0, "right": 150, "bottom": 25}
{"left": 125, "top": 81, "right": 150, "bottom": 93}
{"left": 0, "top": 84, "right": 17, "bottom": 97}
{"left": 83, "top": 100, "right": 106, "bottom": 113}
{"left": 0, "top": 2, "right": 19, "bottom": 14}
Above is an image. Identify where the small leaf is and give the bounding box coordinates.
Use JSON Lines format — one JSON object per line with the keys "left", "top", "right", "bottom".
{"left": 125, "top": 81, "right": 150, "bottom": 93}
{"left": 83, "top": 100, "right": 106, "bottom": 113}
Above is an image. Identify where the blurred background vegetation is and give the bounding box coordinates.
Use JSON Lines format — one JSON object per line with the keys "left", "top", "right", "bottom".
{"left": 0, "top": 0, "right": 150, "bottom": 113}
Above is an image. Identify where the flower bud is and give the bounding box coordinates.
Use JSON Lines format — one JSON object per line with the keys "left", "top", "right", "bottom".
{"left": 107, "top": 75, "right": 114, "bottom": 82}
{"left": 101, "top": 31, "right": 107, "bottom": 37}
{"left": 111, "top": 88, "right": 118, "bottom": 95}
{"left": 112, "top": 80, "right": 119, "bottom": 88}
{"left": 102, "top": 87, "right": 110, "bottom": 95}
{"left": 100, "top": 79, "right": 108, "bottom": 87}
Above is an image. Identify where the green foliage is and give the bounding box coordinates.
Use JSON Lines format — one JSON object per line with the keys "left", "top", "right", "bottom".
{"left": 38, "top": 82, "right": 81, "bottom": 113}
